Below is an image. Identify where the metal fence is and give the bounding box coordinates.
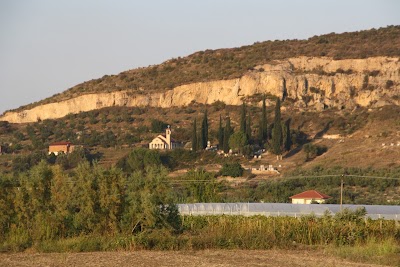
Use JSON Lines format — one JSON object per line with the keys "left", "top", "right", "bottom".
{"left": 177, "top": 203, "right": 400, "bottom": 220}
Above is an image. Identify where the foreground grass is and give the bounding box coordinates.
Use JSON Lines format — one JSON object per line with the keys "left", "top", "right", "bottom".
{"left": 328, "top": 238, "right": 400, "bottom": 266}
{"left": 21, "top": 236, "right": 400, "bottom": 266}
{"left": 2, "top": 215, "right": 399, "bottom": 266}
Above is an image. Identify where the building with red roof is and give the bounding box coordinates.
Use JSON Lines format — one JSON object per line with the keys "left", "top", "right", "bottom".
{"left": 289, "top": 190, "right": 332, "bottom": 204}
{"left": 48, "top": 141, "right": 75, "bottom": 155}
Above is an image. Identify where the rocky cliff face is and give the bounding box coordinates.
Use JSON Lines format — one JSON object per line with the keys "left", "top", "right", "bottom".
{"left": 1, "top": 56, "right": 399, "bottom": 123}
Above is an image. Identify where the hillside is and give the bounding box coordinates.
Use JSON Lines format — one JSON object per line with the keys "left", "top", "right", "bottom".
{"left": 1, "top": 55, "right": 399, "bottom": 123}
{"left": 1, "top": 26, "right": 399, "bottom": 120}
{"left": 0, "top": 26, "right": 400, "bottom": 205}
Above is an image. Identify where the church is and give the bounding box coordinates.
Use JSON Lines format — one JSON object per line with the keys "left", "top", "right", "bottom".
{"left": 149, "top": 126, "right": 182, "bottom": 150}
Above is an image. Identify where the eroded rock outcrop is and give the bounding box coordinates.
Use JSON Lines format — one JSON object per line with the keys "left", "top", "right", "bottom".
{"left": 1, "top": 56, "right": 399, "bottom": 123}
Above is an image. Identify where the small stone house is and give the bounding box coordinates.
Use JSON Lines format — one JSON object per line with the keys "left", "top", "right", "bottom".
{"left": 48, "top": 141, "right": 75, "bottom": 155}
{"left": 149, "top": 126, "right": 182, "bottom": 150}
{"left": 289, "top": 190, "right": 332, "bottom": 204}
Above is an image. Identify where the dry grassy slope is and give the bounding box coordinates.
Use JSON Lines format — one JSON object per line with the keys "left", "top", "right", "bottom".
{"left": 253, "top": 110, "right": 400, "bottom": 174}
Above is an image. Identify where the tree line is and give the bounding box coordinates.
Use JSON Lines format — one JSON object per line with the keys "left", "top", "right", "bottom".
{"left": 191, "top": 96, "right": 294, "bottom": 158}
{"left": 0, "top": 157, "right": 181, "bottom": 250}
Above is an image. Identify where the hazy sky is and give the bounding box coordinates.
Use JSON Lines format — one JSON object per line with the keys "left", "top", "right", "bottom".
{"left": 0, "top": 0, "right": 399, "bottom": 114}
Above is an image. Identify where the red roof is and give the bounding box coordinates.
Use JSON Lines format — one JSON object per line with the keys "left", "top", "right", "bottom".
{"left": 49, "top": 141, "right": 72, "bottom": 146}
{"left": 289, "top": 190, "right": 331, "bottom": 200}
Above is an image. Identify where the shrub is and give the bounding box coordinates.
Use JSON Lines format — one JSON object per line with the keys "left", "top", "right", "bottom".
{"left": 151, "top": 119, "right": 168, "bottom": 133}
{"left": 385, "top": 80, "right": 394, "bottom": 89}
{"left": 211, "top": 100, "right": 226, "bottom": 112}
{"left": 303, "top": 143, "right": 327, "bottom": 160}
{"left": 221, "top": 162, "right": 244, "bottom": 177}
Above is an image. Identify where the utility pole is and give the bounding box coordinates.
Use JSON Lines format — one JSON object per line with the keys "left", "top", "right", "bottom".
{"left": 340, "top": 175, "right": 344, "bottom": 212}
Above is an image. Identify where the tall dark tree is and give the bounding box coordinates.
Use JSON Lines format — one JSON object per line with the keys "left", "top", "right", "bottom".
{"left": 200, "top": 110, "right": 209, "bottom": 149}
{"left": 283, "top": 118, "right": 292, "bottom": 152}
{"left": 272, "top": 98, "right": 283, "bottom": 157}
{"left": 240, "top": 102, "right": 247, "bottom": 134}
{"left": 258, "top": 95, "right": 268, "bottom": 145}
{"left": 223, "top": 117, "right": 232, "bottom": 153}
{"left": 192, "top": 118, "right": 197, "bottom": 151}
{"left": 218, "top": 115, "right": 224, "bottom": 148}
{"left": 246, "top": 115, "right": 252, "bottom": 143}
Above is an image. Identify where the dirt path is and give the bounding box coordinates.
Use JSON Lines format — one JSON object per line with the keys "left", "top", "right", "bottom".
{"left": 0, "top": 250, "right": 386, "bottom": 267}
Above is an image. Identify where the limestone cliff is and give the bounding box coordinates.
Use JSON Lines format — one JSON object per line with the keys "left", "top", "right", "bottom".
{"left": 1, "top": 56, "right": 399, "bottom": 123}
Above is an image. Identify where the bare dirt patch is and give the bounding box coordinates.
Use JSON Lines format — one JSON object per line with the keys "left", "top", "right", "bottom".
{"left": 0, "top": 250, "right": 386, "bottom": 267}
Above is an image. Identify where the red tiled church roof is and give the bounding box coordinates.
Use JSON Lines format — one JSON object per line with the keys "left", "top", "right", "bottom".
{"left": 50, "top": 141, "right": 72, "bottom": 146}
{"left": 289, "top": 190, "right": 332, "bottom": 200}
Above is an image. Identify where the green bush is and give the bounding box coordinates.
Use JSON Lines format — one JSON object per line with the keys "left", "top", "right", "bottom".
{"left": 151, "top": 119, "right": 168, "bottom": 133}
{"left": 221, "top": 162, "right": 244, "bottom": 177}
{"left": 385, "top": 80, "right": 394, "bottom": 89}
{"left": 303, "top": 143, "right": 327, "bottom": 160}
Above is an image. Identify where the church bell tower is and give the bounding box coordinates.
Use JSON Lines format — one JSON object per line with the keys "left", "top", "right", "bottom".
{"left": 166, "top": 125, "right": 171, "bottom": 149}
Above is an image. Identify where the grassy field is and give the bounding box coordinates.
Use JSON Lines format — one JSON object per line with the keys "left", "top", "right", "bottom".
{"left": 0, "top": 249, "right": 390, "bottom": 267}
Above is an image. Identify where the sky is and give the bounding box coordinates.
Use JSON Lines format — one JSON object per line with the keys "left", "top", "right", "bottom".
{"left": 0, "top": 0, "right": 399, "bottom": 115}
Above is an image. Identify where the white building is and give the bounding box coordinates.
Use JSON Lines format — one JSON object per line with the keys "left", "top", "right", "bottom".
{"left": 289, "top": 190, "right": 332, "bottom": 204}
{"left": 149, "top": 126, "right": 182, "bottom": 150}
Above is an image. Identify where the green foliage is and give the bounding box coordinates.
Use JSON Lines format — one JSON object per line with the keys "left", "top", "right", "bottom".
{"left": 192, "top": 118, "right": 197, "bottom": 151}
{"left": 211, "top": 100, "right": 226, "bottom": 112}
{"left": 70, "top": 161, "right": 99, "bottom": 233}
{"left": 303, "top": 143, "right": 327, "bottom": 160}
{"left": 228, "top": 131, "right": 248, "bottom": 154}
{"left": 184, "top": 169, "right": 218, "bottom": 203}
{"left": 13, "top": 131, "right": 25, "bottom": 141}
{"left": 246, "top": 115, "right": 251, "bottom": 142}
{"left": 96, "top": 167, "right": 126, "bottom": 234}
{"left": 0, "top": 160, "right": 181, "bottom": 251}
{"left": 116, "top": 148, "right": 163, "bottom": 173}
{"left": 223, "top": 117, "right": 232, "bottom": 153}
{"left": 12, "top": 151, "right": 48, "bottom": 173}
{"left": 161, "top": 148, "right": 198, "bottom": 170}
{"left": 123, "top": 166, "right": 181, "bottom": 233}
{"left": 282, "top": 119, "right": 292, "bottom": 151}
{"left": 258, "top": 95, "right": 268, "bottom": 146}
{"left": 221, "top": 162, "right": 244, "bottom": 177}
{"left": 200, "top": 110, "right": 208, "bottom": 149}
{"left": 0, "top": 121, "right": 12, "bottom": 135}
{"left": 55, "top": 147, "right": 90, "bottom": 170}
{"left": 271, "top": 98, "right": 282, "bottom": 155}
{"left": 385, "top": 80, "right": 394, "bottom": 89}
{"left": 217, "top": 115, "right": 224, "bottom": 148}
{"left": 1, "top": 157, "right": 400, "bottom": 253}
{"left": 151, "top": 119, "right": 168, "bottom": 133}
{"left": 240, "top": 102, "right": 247, "bottom": 134}
{"left": 100, "top": 130, "right": 116, "bottom": 148}
{"left": 334, "top": 207, "right": 367, "bottom": 222}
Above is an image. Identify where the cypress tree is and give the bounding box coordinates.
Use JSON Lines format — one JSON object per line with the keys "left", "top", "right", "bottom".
{"left": 200, "top": 110, "right": 208, "bottom": 149}
{"left": 223, "top": 117, "right": 231, "bottom": 153}
{"left": 258, "top": 95, "right": 268, "bottom": 145}
{"left": 240, "top": 102, "right": 247, "bottom": 134}
{"left": 192, "top": 118, "right": 197, "bottom": 151}
{"left": 218, "top": 115, "right": 224, "bottom": 148}
{"left": 246, "top": 115, "right": 251, "bottom": 143}
{"left": 272, "top": 98, "right": 282, "bottom": 157}
{"left": 283, "top": 118, "right": 292, "bottom": 151}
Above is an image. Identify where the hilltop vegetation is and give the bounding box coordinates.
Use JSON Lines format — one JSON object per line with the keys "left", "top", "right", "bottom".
{"left": 10, "top": 26, "right": 400, "bottom": 112}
